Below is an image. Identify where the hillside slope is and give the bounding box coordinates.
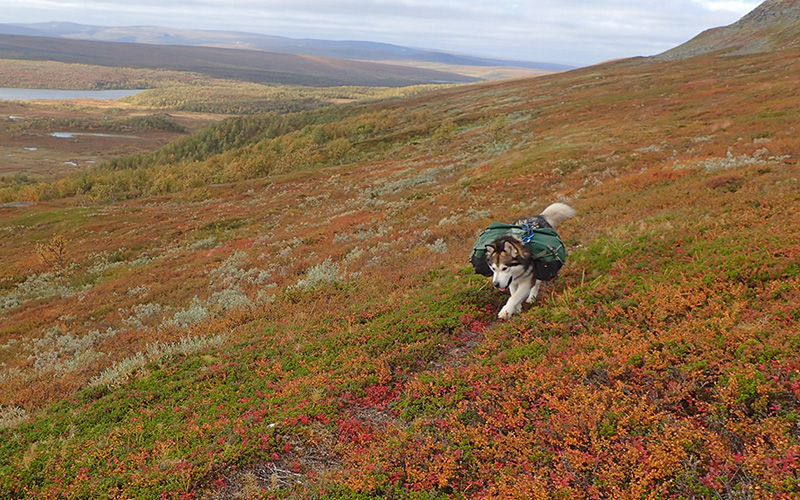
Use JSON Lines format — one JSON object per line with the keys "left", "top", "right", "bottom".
{"left": 656, "top": 0, "right": 800, "bottom": 60}
{"left": 1, "top": 32, "right": 800, "bottom": 500}
{"left": 0, "top": 33, "right": 479, "bottom": 87}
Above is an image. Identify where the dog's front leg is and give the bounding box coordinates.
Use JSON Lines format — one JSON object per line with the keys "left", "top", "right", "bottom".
{"left": 499, "top": 282, "right": 533, "bottom": 319}
{"left": 526, "top": 280, "right": 541, "bottom": 303}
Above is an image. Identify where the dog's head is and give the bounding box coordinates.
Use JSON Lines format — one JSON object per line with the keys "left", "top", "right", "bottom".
{"left": 485, "top": 235, "right": 531, "bottom": 291}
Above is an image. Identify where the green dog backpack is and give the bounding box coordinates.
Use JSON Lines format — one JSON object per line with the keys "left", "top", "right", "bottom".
{"left": 470, "top": 222, "right": 567, "bottom": 281}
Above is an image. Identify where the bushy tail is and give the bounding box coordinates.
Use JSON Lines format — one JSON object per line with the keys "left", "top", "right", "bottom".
{"left": 541, "top": 202, "right": 576, "bottom": 228}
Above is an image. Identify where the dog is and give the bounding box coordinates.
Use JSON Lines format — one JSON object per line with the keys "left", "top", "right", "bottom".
{"left": 485, "top": 203, "right": 575, "bottom": 319}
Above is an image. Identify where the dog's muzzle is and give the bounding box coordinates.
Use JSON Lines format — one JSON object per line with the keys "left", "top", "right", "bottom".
{"left": 493, "top": 276, "right": 512, "bottom": 290}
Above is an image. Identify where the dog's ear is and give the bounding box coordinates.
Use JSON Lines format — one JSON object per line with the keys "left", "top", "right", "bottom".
{"left": 503, "top": 240, "right": 519, "bottom": 258}
{"left": 484, "top": 243, "right": 496, "bottom": 257}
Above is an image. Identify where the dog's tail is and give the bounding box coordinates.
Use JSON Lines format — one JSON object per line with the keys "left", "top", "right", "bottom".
{"left": 541, "top": 202, "right": 576, "bottom": 228}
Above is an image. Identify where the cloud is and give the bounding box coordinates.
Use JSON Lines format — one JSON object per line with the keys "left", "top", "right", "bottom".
{"left": 2, "top": 0, "right": 762, "bottom": 65}
{"left": 691, "top": 0, "right": 762, "bottom": 12}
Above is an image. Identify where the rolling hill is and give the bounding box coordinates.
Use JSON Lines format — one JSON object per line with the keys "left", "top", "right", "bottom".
{"left": 0, "top": 33, "right": 479, "bottom": 87}
{"left": 1, "top": 2, "right": 800, "bottom": 498}
{"left": 0, "top": 22, "right": 575, "bottom": 73}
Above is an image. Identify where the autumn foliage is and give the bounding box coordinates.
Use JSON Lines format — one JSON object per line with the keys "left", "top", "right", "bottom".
{"left": 1, "top": 44, "right": 800, "bottom": 499}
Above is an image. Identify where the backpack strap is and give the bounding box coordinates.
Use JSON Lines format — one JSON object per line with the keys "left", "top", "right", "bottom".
{"left": 522, "top": 227, "right": 567, "bottom": 263}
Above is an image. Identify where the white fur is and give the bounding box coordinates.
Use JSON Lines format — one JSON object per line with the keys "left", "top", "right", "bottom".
{"left": 540, "top": 202, "right": 576, "bottom": 228}
{"left": 498, "top": 278, "right": 541, "bottom": 319}
{"left": 493, "top": 263, "right": 539, "bottom": 319}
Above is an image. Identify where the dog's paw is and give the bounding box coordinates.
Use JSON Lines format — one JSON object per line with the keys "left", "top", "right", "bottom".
{"left": 498, "top": 304, "right": 520, "bottom": 319}
{"left": 526, "top": 282, "right": 541, "bottom": 303}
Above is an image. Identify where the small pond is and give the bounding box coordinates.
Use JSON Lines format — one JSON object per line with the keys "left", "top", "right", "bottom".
{"left": 50, "top": 132, "right": 138, "bottom": 139}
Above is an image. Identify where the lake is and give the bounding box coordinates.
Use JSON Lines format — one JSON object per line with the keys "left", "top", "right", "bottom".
{"left": 0, "top": 88, "right": 144, "bottom": 101}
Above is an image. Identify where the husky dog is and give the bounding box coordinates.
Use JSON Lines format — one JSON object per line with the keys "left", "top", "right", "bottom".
{"left": 485, "top": 203, "right": 576, "bottom": 319}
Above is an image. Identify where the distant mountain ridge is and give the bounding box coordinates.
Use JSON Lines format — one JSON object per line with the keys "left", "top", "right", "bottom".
{"left": 0, "top": 33, "right": 482, "bottom": 87}
{"left": 655, "top": 0, "right": 800, "bottom": 61}
{"left": 0, "top": 22, "right": 575, "bottom": 72}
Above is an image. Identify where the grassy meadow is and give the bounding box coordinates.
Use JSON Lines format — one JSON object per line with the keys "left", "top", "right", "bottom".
{"left": 0, "top": 45, "right": 799, "bottom": 499}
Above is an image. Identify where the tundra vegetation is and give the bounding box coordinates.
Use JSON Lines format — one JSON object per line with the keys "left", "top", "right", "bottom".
{"left": 0, "top": 45, "right": 799, "bottom": 499}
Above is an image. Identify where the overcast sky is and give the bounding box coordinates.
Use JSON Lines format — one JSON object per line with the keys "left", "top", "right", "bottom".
{"left": 3, "top": 0, "right": 763, "bottom": 66}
